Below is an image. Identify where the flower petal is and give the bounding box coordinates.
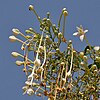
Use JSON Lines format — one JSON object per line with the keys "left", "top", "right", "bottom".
{"left": 84, "top": 30, "right": 88, "bottom": 33}
{"left": 73, "top": 32, "right": 79, "bottom": 36}
{"left": 80, "top": 35, "right": 84, "bottom": 41}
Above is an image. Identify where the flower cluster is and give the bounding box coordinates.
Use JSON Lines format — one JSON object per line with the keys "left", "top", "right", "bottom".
{"left": 9, "top": 5, "right": 100, "bottom": 100}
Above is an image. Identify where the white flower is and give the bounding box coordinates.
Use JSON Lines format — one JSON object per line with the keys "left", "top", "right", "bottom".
{"left": 73, "top": 25, "right": 88, "bottom": 41}
{"left": 94, "top": 46, "right": 100, "bottom": 51}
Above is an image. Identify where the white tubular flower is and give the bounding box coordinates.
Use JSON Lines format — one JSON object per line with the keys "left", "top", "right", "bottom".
{"left": 27, "top": 88, "right": 34, "bottom": 96}
{"left": 34, "top": 59, "right": 41, "bottom": 66}
{"left": 94, "top": 46, "right": 100, "bottom": 51}
{"left": 73, "top": 25, "right": 88, "bottom": 41}
{"left": 12, "top": 28, "right": 20, "bottom": 35}
{"left": 9, "top": 35, "right": 17, "bottom": 42}
{"left": 11, "top": 52, "right": 19, "bottom": 58}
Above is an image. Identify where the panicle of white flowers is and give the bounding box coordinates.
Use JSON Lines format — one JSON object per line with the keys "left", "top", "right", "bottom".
{"left": 9, "top": 5, "right": 100, "bottom": 100}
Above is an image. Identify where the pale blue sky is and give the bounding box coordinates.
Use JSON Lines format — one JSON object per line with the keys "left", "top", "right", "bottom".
{"left": 0, "top": 0, "right": 100, "bottom": 100}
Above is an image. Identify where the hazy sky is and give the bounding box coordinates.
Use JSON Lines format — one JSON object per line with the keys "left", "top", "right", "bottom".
{"left": 0, "top": 0, "right": 100, "bottom": 100}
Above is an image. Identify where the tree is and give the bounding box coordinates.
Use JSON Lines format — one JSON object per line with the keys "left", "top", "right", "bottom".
{"left": 9, "top": 5, "right": 100, "bottom": 100}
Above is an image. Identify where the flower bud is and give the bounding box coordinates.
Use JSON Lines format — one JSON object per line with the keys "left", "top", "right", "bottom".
{"left": 56, "top": 48, "right": 60, "bottom": 53}
{"left": 83, "top": 55, "right": 88, "bottom": 61}
{"left": 22, "top": 86, "right": 28, "bottom": 91}
{"left": 36, "top": 68, "right": 42, "bottom": 74}
{"left": 9, "top": 35, "right": 17, "bottom": 42}
{"left": 91, "top": 64, "right": 97, "bottom": 70}
{"left": 37, "top": 93, "right": 42, "bottom": 97}
{"left": 25, "top": 30, "right": 31, "bottom": 34}
{"left": 80, "top": 62, "right": 85, "bottom": 66}
{"left": 42, "top": 17, "right": 47, "bottom": 21}
{"left": 34, "top": 34, "right": 38, "bottom": 39}
{"left": 26, "top": 35, "right": 32, "bottom": 39}
{"left": 32, "top": 82, "right": 37, "bottom": 86}
{"left": 68, "top": 40, "right": 72, "bottom": 44}
{"left": 39, "top": 46, "right": 44, "bottom": 51}
{"left": 62, "top": 8, "right": 67, "bottom": 12}
{"left": 34, "top": 59, "right": 41, "bottom": 66}
{"left": 29, "top": 5, "right": 34, "bottom": 11}
{"left": 79, "top": 52, "right": 84, "bottom": 58}
{"left": 27, "top": 88, "right": 34, "bottom": 96}
{"left": 47, "top": 12, "right": 50, "bottom": 18}
{"left": 45, "top": 35, "right": 49, "bottom": 39}
{"left": 15, "top": 60, "right": 24, "bottom": 66}
{"left": 29, "top": 28, "right": 34, "bottom": 31}
{"left": 54, "top": 30, "right": 58, "bottom": 36}
{"left": 63, "top": 10, "right": 68, "bottom": 16}
{"left": 67, "top": 46, "right": 70, "bottom": 50}
{"left": 12, "top": 28, "right": 20, "bottom": 35}
{"left": 95, "top": 56, "right": 100, "bottom": 62}
{"left": 73, "top": 50, "right": 76, "bottom": 55}
{"left": 86, "top": 49, "right": 90, "bottom": 53}
{"left": 58, "top": 32, "right": 63, "bottom": 38}
{"left": 61, "top": 62, "right": 65, "bottom": 66}
{"left": 25, "top": 81, "right": 32, "bottom": 86}
{"left": 94, "top": 46, "right": 100, "bottom": 51}
{"left": 11, "top": 52, "right": 19, "bottom": 58}
{"left": 62, "top": 78, "right": 66, "bottom": 82}
{"left": 52, "top": 24, "right": 56, "bottom": 29}
{"left": 94, "top": 69, "right": 98, "bottom": 74}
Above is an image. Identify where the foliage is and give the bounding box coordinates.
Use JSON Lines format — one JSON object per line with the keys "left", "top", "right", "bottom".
{"left": 9, "top": 5, "right": 100, "bottom": 100}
